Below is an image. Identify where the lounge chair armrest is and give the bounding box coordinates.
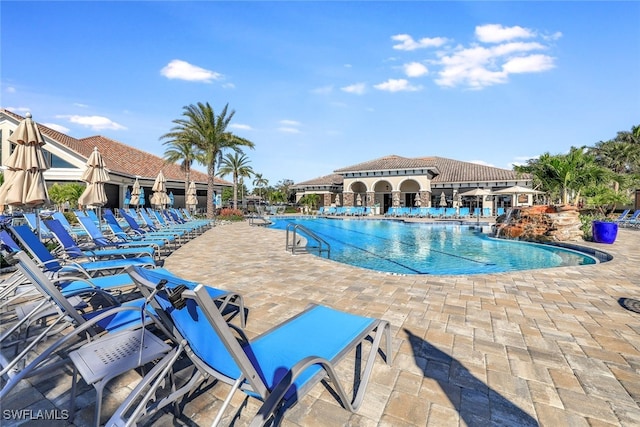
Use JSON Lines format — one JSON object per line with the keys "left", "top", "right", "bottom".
{"left": 251, "top": 356, "right": 347, "bottom": 427}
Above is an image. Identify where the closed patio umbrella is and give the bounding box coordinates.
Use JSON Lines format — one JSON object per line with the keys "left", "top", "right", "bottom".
{"left": 335, "top": 194, "right": 341, "bottom": 206}
{"left": 78, "top": 147, "right": 110, "bottom": 228}
{"left": 78, "top": 147, "right": 110, "bottom": 208}
{"left": 439, "top": 192, "right": 447, "bottom": 207}
{"left": 186, "top": 181, "right": 197, "bottom": 211}
{"left": 130, "top": 178, "right": 141, "bottom": 207}
{"left": 150, "top": 171, "right": 169, "bottom": 209}
{"left": 124, "top": 188, "right": 131, "bottom": 207}
{"left": 168, "top": 192, "right": 175, "bottom": 207}
{"left": 0, "top": 112, "right": 50, "bottom": 238}
{"left": 138, "top": 187, "right": 146, "bottom": 208}
{"left": 356, "top": 193, "right": 362, "bottom": 206}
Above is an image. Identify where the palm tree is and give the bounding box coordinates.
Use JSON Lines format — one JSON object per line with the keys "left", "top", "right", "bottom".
{"left": 252, "top": 173, "right": 269, "bottom": 202}
{"left": 160, "top": 136, "right": 202, "bottom": 200}
{"left": 218, "top": 152, "right": 254, "bottom": 210}
{"left": 161, "top": 102, "right": 255, "bottom": 219}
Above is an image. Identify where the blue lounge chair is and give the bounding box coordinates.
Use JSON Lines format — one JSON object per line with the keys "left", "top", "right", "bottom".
{"left": 22, "top": 212, "right": 55, "bottom": 241}
{"left": 613, "top": 209, "right": 630, "bottom": 224}
{"left": 10, "top": 225, "right": 157, "bottom": 277}
{"left": 109, "top": 266, "right": 391, "bottom": 426}
{"left": 44, "top": 219, "right": 156, "bottom": 261}
{"left": 51, "top": 211, "right": 88, "bottom": 239}
{"left": 619, "top": 209, "right": 640, "bottom": 228}
{"left": 119, "top": 210, "right": 182, "bottom": 243}
{"left": 0, "top": 247, "right": 245, "bottom": 426}
{"left": 85, "top": 214, "right": 172, "bottom": 254}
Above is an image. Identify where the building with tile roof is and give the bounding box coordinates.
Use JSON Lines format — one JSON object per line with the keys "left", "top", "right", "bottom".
{"left": 0, "top": 109, "right": 231, "bottom": 210}
{"left": 294, "top": 155, "right": 534, "bottom": 214}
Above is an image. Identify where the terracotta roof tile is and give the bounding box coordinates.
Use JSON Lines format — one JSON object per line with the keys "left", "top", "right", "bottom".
{"left": 334, "top": 155, "right": 439, "bottom": 173}
{"left": 2, "top": 109, "right": 229, "bottom": 185}
{"left": 297, "top": 155, "right": 530, "bottom": 187}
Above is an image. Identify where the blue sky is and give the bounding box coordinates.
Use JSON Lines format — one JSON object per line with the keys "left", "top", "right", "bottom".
{"left": 2, "top": 1, "right": 639, "bottom": 187}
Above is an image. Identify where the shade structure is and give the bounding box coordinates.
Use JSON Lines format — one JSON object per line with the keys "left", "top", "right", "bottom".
{"left": 186, "top": 181, "right": 197, "bottom": 208}
{"left": 492, "top": 185, "right": 543, "bottom": 207}
{"left": 460, "top": 188, "right": 492, "bottom": 223}
{"left": 130, "top": 178, "right": 141, "bottom": 206}
{"left": 78, "top": 147, "right": 110, "bottom": 207}
{"left": 439, "top": 192, "right": 447, "bottom": 207}
{"left": 0, "top": 112, "right": 50, "bottom": 209}
{"left": 150, "top": 171, "right": 170, "bottom": 208}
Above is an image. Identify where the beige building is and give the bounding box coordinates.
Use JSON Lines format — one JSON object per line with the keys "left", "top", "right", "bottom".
{"left": 0, "top": 109, "right": 231, "bottom": 210}
{"left": 293, "top": 155, "right": 534, "bottom": 215}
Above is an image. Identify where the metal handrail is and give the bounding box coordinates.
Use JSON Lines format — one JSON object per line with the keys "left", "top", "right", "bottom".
{"left": 285, "top": 223, "right": 330, "bottom": 258}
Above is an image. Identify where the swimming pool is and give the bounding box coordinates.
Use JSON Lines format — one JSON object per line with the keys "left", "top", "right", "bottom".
{"left": 269, "top": 218, "right": 597, "bottom": 275}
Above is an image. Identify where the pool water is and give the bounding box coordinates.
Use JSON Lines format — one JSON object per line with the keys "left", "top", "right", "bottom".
{"left": 269, "top": 218, "right": 597, "bottom": 275}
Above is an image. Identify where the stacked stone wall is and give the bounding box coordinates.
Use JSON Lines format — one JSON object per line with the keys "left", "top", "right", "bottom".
{"left": 495, "top": 205, "right": 583, "bottom": 242}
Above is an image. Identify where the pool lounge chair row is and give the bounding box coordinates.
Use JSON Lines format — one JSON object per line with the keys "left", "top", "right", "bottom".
{"left": 616, "top": 209, "right": 640, "bottom": 228}
{"left": 0, "top": 231, "right": 392, "bottom": 426}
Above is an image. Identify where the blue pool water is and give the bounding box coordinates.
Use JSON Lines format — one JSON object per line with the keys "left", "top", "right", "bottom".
{"left": 269, "top": 218, "right": 597, "bottom": 275}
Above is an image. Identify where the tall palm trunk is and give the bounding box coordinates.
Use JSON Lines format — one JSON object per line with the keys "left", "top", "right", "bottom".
{"left": 207, "top": 160, "right": 216, "bottom": 219}
{"left": 233, "top": 172, "right": 239, "bottom": 210}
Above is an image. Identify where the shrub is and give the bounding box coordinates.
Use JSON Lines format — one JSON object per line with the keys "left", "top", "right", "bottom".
{"left": 218, "top": 208, "right": 244, "bottom": 221}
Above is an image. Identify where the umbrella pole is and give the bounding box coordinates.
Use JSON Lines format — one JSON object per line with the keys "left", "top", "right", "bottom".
{"left": 35, "top": 208, "right": 42, "bottom": 241}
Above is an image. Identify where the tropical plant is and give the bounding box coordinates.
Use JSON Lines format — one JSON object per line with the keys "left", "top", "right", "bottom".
{"left": 299, "top": 193, "right": 320, "bottom": 210}
{"left": 48, "top": 183, "right": 85, "bottom": 210}
{"left": 269, "top": 191, "right": 286, "bottom": 204}
{"left": 218, "top": 151, "right": 254, "bottom": 210}
{"left": 252, "top": 173, "right": 268, "bottom": 201}
{"left": 161, "top": 136, "right": 202, "bottom": 198}
{"left": 161, "top": 102, "right": 255, "bottom": 219}
{"left": 217, "top": 208, "right": 244, "bottom": 221}
{"left": 515, "top": 146, "right": 608, "bottom": 205}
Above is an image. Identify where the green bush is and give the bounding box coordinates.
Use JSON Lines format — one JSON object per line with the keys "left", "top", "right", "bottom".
{"left": 63, "top": 211, "right": 78, "bottom": 225}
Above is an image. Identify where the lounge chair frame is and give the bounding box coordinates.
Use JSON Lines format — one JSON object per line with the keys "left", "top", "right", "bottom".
{"left": 108, "top": 266, "right": 391, "bottom": 427}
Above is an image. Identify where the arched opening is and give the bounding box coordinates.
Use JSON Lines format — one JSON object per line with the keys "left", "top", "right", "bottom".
{"left": 399, "top": 179, "right": 420, "bottom": 207}
{"left": 373, "top": 180, "right": 393, "bottom": 213}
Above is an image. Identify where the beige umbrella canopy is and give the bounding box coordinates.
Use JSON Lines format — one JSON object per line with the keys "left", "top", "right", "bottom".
{"left": 439, "top": 192, "right": 447, "bottom": 207}
{"left": 130, "top": 178, "right": 141, "bottom": 206}
{"left": 0, "top": 112, "right": 50, "bottom": 209}
{"left": 78, "top": 147, "right": 110, "bottom": 207}
{"left": 334, "top": 194, "right": 341, "bottom": 206}
{"left": 186, "top": 181, "right": 198, "bottom": 209}
{"left": 493, "top": 185, "right": 543, "bottom": 206}
{"left": 150, "top": 171, "right": 170, "bottom": 208}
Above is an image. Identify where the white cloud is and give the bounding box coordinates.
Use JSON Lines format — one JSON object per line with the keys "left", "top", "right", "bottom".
{"left": 341, "top": 82, "right": 367, "bottom": 95}
{"left": 7, "top": 106, "right": 30, "bottom": 113}
{"left": 280, "top": 119, "right": 301, "bottom": 126}
{"left": 475, "top": 24, "right": 535, "bottom": 43}
{"left": 160, "top": 59, "right": 222, "bottom": 83}
{"left": 230, "top": 123, "right": 252, "bottom": 131}
{"left": 5, "top": 86, "right": 16, "bottom": 93}
{"left": 374, "top": 79, "right": 422, "bottom": 92}
{"left": 73, "top": 103, "right": 89, "bottom": 108}
{"left": 57, "top": 114, "right": 126, "bottom": 131}
{"left": 392, "top": 34, "right": 448, "bottom": 51}
{"left": 277, "top": 127, "right": 301, "bottom": 134}
{"left": 502, "top": 54, "right": 555, "bottom": 73}
{"left": 403, "top": 62, "right": 429, "bottom": 77}
{"left": 42, "top": 123, "right": 70, "bottom": 133}
{"left": 388, "top": 23, "right": 558, "bottom": 90}
{"left": 311, "top": 85, "right": 333, "bottom": 95}
{"left": 222, "top": 82, "right": 236, "bottom": 89}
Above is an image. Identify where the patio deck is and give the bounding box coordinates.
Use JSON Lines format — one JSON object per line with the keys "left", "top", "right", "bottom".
{"left": 2, "top": 220, "right": 639, "bottom": 426}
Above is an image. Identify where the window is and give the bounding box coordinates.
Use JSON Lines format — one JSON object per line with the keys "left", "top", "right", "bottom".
{"left": 43, "top": 149, "right": 75, "bottom": 168}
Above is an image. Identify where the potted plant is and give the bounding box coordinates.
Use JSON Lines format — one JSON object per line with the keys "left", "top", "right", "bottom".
{"left": 583, "top": 188, "right": 629, "bottom": 244}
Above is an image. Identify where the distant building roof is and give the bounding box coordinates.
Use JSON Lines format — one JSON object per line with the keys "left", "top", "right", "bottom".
{"left": 1, "top": 108, "right": 230, "bottom": 185}
{"left": 334, "top": 155, "right": 440, "bottom": 174}
{"left": 297, "top": 155, "right": 529, "bottom": 187}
